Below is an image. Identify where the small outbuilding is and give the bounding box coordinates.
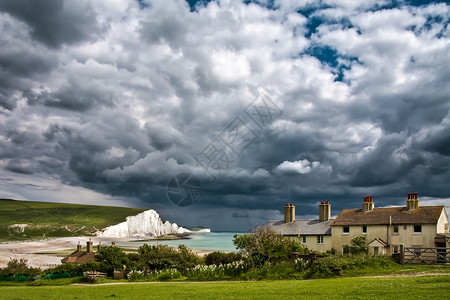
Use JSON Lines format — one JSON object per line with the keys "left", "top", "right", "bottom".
{"left": 61, "top": 238, "right": 101, "bottom": 264}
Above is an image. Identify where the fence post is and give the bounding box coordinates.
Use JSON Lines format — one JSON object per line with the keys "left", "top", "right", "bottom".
{"left": 400, "top": 244, "right": 405, "bottom": 265}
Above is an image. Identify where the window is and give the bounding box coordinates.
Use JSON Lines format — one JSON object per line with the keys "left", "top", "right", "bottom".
{"left": 343, "top": 226, "right": 350, "bottom": 234}
{"left": 373, "top": 247, "right": 379, "bottom": 255}
{"left": 393, "top": 246, "right": 398, "bottom": 254}
{"left": 414, "top": 225, "right": 422, "bottom": 233}
{"left": 343, "top": 246, "right": 349, "bottom": 254}
{"left": 317, "top": 236, "right": 323, "bottom": 244}
{"left": 362, "top": 226, "right": 367, "bottom": 234}
{"left": 393, "top": 225, "right": 399, "bottom": 233}
{"left": 302, "top": 236, "right": 307, "bottom": 244}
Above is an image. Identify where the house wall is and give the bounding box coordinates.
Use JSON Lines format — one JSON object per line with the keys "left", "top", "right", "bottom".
{"left": 367, "top": 240, "right": 388, "bottom": 255}
{"left": 286, "top": 235, "right": 332, "bottom": 252}
{"left": 331, "top": 224, "right": 439, "bottom": 254}
{"left": 368, "top": 247, "right": 388, "bottom": 255}
{"left": 437, "top": 210, "right": 449, "bottom": 233}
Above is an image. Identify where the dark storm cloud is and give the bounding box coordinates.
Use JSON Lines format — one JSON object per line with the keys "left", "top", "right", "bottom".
{"left": 0, "top": 0, "right": 105, "bottom": 48}
{"left": 0, "top": 0, "right": 449, "bottom": 231}
{"left": 24, "top": 78, "right": 116, "bottom": 112}
{"left": 6, "top": 159, "right": 34, "bottom": 174}
{"left": 0, "top": 8, "right": 58, "bottom": 110}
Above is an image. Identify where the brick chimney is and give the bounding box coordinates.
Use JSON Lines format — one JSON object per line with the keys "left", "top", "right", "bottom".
{"left": 86, "top": 238, "right": 93, "bottom": 253}
{"left": 284, "top": 203, "right": 295, "bottom": 223}
{"left": 407, "top": 193, "right": 419, "bottom": 211}
{"left": 76, "top": 241, "right": 82, "bottom": 252}
{"left": 362, "top": 195, "right": 374, "bottom": 211}
{"left": 319, "top": 200, "right": 331, "bottom": 222}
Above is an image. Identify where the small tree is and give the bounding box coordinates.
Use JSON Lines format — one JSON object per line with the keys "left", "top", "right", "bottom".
{"left": 204, "top": 251, "right": 243, "bottom": 265}
{"left": 95, "top": 246, "right": 129, "bottom": 275}
{"left": 137, "top": 244, "right": 200, "bottom": 273}
{"left": 233, "top": 226, "right": 309, "bottom": 265}
{"left": 343, "top": 235, "right": 368, "bottom": 255}
{"left": 0, "top": 258, "right": 40, "bottom": 276}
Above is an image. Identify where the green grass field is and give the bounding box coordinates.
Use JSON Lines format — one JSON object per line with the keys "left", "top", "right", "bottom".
{"left": 0, "top": 199, "right": 146, "bottom": 241}
{"left": 0, "top": 276, "right": 449, "bottom": 299}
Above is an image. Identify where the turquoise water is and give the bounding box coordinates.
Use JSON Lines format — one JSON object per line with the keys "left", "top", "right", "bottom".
{"left": 118, "top": 232, "right": 242, "bottom": 252}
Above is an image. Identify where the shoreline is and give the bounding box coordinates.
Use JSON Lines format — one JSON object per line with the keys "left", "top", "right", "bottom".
{"left": 0, "top": 233, "right": 222, "bottom": 269}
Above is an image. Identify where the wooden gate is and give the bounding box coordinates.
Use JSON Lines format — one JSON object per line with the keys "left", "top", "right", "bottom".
{"left": 400, "top": 244, "right": 450, "bottom": 265}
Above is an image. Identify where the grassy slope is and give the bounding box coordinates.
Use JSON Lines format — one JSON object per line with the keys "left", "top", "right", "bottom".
{"left": 0, "top": 276, "right": 449, "bottom": 299}
{"left": 0, "top": 199, "right": 147, "bottom": 241}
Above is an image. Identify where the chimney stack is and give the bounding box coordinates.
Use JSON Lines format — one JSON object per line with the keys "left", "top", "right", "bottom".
{"left": 76, "top": 241, "right": 82, "bottom": 252}
{"left": 284, "top": 203, "right": 295, "bottom": 223}
{"left": 407, "top": 193, "right": 419, "bottom": 210}
{"left": 362, "top": 195, "right": 374, "bottom": 211}
{"left": 319, "top": 200, "right": 331, "bottom": 222}
{"left": 97, "top": 241, "right": 102, "bottom": 252}
{"left": 86, "top": 238, "right": 93, "bottom": 253}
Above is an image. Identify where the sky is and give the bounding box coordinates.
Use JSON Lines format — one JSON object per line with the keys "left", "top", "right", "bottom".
{"left": 0, "top": 0, "right": 449, "bottom": 231}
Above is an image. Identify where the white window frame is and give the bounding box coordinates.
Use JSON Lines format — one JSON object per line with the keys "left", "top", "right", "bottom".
{"left": 317, "top": 236, "right": 324, "bottom": 244}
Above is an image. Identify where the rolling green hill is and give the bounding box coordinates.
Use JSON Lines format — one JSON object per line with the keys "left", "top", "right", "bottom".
{"left": 0, "top": 199, "right": 147, "bottom": 242}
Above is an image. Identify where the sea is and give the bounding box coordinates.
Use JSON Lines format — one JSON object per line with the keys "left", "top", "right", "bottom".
{"left": 117, "top": 232, "right": 243, "bottom": 252}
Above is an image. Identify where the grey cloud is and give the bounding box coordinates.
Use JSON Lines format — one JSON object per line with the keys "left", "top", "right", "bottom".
{"left": 232, "top": 212, "right": 249, "bottom": 218}
{"left": 0, "top": 0, "right": 449, "bottom": 230}
{"left": 6, "top": 159, "right": 34, "bottom": 175}
{"left": 24, "top": 78, "right": 116, "bottom": 112}
{"left": 422, "top": 128, "right": 450, "bottom": 156}
{"left": 0, "top": 0, "right": 106, "bottom": 48}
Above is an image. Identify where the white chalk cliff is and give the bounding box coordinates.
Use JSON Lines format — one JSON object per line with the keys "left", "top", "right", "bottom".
{"left": 99, "top": 209, "right": 190, "bottom": 238}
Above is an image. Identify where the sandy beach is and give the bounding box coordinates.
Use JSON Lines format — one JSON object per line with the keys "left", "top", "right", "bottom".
{"left": 0, "top": 236, "right": 213, "bottom": 270}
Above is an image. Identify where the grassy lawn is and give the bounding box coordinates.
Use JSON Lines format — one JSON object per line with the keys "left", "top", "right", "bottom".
{"left": 0, "top": 276, "right": 449, "bottom": 299}
{"left": 0, "top": 199, "right": 146, "bottom": 241}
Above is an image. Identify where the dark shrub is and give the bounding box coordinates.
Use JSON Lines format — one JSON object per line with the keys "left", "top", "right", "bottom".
{"left": 126, "top": 252, "right": 143, "bottom": 270}
{"left": 233, "top": 226, "right": 309, "bottom": 265}
{"left": 307, "top": 254, "right": 397, "bottom": 278}
{"left": 95, "top": 246, "right": 129, "bottom": 276}
{"left": 204, "top": 251, "right": 243, "bottom": 265}
{"left": 138, "top": 244, "right": 201, "bottom": 273}
{"left": 0, "top": 258, "right": 40, "bottom": 277}
{"left": 343, "top": 235, "right": 368, "bottom": 255}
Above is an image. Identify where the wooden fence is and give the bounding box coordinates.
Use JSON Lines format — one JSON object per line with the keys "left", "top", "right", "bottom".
{"left": 399, "top": 244, "right": 450, "bottom": 265}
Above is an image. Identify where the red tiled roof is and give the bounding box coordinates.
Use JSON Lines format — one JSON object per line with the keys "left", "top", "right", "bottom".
{"left": 331, "top": 206, "right": 445, "bottom": 226}
{"left": 61, "top": 250, "right": 95, "bottom": 264}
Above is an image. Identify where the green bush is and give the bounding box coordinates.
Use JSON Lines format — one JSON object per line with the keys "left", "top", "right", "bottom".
{"left": 157, "top": 269, "right": 182, "bottom": 281}
{"left": 307, "top": 254, "right": 397, "bottom": 278}
{"left": 233, "top": 226, "right": 309, "bottom": 265}
{"left": 0, "top": 258, "right": 40, "bottom": 277}
{"left": 293, "top": 258, "right": 311, "bottom": 272}
{"left": 343, "top": 235, "right": 368, "bottom": 255}
{"left": 138, "top": 244, "right": 201, "bottom": 273}
{"left": 238, "top": 261, "right": 303, "bottom": 280}
{"left": 204, "top": 251, "right": 243, "bottom": 265}
{"left": 128, "top": 270, "right": 145, "bottom": 281}
{"left": 187, "top": 264, "right": 225, "bottom": 281}
{"left": 126, "top": 252, "right": 143, "bottom": 270}
{"left": 95, "top": 246, "right": 129, "bottom": 275}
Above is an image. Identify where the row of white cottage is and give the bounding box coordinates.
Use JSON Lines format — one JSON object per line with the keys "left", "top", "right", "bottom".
{"left": 267, "top": 193, "right": 449, "bottom": 255}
